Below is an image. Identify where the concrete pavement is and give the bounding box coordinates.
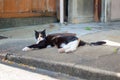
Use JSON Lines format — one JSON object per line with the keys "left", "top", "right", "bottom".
{"left": 0, "top": 22, "right": 120, "bottom": 80}
{"left": 0, "top": 62, "right": 84, "bottom": 80}
{"left": 0, "top": 63, "right": 59, "bottom": 80}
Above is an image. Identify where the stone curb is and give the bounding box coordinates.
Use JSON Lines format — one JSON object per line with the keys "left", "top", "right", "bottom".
{"left": 0, "top": 54, "right": 120, "bottom": 80}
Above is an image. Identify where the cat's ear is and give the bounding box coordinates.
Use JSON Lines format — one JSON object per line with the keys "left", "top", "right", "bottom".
{"left": 34, "top": 30, "right": 39, "bottom": 39}
{"left": 34, "top": 30, "right": 38, "bottom": 33}
{"left": 42, "top": 29, "right": 46, "bottom": 34}
{"left": 42, "top": 29, "right": 46, "bottom": 33}
{"left": 42, "top": 29, "right": 46, "bottom": 37}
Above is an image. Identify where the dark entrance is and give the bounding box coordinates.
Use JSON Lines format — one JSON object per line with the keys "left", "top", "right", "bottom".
{"left": 56, "top": 0, "right": 68, "bottom": 22}
{"left": 64, "top": 0, "right": 68, "bottom": 22}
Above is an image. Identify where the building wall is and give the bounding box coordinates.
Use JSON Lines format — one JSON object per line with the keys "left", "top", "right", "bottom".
{"left": 111, "top": 0, "right": 120, "bottom": 21}
{"left": 68, "top": 0, "right": 94, "bottom": 23}
{"left": 0, "top": 17, "right": 57, "bottom": 28}
{"left": 68, "top": 0, "right": 120, "bottom": 23}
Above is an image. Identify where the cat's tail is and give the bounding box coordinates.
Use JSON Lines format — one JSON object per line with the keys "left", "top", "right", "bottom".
{"left": 78, "top": 40, "right": 120, "bottom": 47}
{"left": 100, "top": 40, "right": 120, "bottom": 46}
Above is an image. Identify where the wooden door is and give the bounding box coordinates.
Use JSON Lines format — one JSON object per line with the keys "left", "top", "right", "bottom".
{"left": 0, "top": 0, "right": 3, "bottom": 13}
{"left": 0, "top": 0, "right": 56, "bottom": 18}
{"left": 94, "top": 0, "right": 101, "bottom": 22}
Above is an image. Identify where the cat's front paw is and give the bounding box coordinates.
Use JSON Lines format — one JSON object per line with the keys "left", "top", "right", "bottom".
{"left": 22, "top": 47, "right": 32, "bottom": 51}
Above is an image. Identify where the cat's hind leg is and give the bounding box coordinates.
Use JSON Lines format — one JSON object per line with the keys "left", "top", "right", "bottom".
{"left": 58, "top": 40, "right": 79, "bottom": 53}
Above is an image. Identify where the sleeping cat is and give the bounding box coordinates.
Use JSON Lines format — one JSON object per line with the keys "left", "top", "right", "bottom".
{"left": 22, "top": 29, "right": 120, "bottom": 53}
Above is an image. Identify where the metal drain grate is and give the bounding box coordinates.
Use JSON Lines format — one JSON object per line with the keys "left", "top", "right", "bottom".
{"left": 0, "top": 36, "right": 8, "bottom": 39}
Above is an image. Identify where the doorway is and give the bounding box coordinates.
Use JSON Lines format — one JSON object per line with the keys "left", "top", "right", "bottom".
{"left": 64, "top": 0, "right": 68, "bottom": 22}
{"left": 56, "top": 0, "right": 68, "bottom": 22}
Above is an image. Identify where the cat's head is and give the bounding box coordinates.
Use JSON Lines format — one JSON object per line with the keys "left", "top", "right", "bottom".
{"left": 34, "top": 29, "right": 46, "bottom": 44}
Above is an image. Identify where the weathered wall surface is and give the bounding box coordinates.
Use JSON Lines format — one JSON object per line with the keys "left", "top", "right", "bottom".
{"left": 111, "top": 0, "right": 120, "bottom": 21}
{"left": 68, "top": 0, "right": 94, "bottom": 23}
{"left": 0, "top": 17, "right": 57, "bottom": 28}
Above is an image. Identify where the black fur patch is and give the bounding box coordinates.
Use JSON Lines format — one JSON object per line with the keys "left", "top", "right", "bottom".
{"left": 90, "top": 41, "right": 106, "bottom": 46}
{"left": 50, "top": 36, "right": 78, "bottom": 48}
{"left": 28, "top": 40, "right": 48, "bottom": 49}
{"left": 78, "top": 40, "right": 87, "bottom": 46}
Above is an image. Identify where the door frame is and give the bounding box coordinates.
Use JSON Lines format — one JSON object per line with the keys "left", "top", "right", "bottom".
{"left": 56, "top": 0, "right": 69, "bottom": 23}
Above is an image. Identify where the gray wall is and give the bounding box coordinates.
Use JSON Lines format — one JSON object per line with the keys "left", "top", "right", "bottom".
{"left": 68, "top": 0, "right": 94, "bottom": 23}
{"left": 111, "top": 0, "right": 120, "bottom": 21}
{"left": 0, "top": 17, "right": 57, "bottom": 28}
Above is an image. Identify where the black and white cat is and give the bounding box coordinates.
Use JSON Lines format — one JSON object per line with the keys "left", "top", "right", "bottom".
{"left": 22, "top": 29, "right": 120, "bottom": 53}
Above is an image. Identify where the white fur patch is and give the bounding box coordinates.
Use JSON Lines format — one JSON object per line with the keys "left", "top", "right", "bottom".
{"left": 36, "top": 34, "right": 44, "bottom": 44}
{"left": 60, "top": 43, "right": 66, "bottom": 48}
{"left": 22, "top": 47, "right": 33, "bottom": 51}
{"left": 36, "top": 37, "right": 44, "bottom": 44}
{"left": 60, "top": 40, "right": 79, "bottom": 53}
{"left": 102, "top": 40, "right": 120, "bottom": 46}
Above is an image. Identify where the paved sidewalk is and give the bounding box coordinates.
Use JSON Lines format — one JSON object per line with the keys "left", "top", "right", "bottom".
{"left": 0, "top": 63, "right": 59, "bottom": 80}
{"left": 0, "top": 22, "right": 120, "bottom": 80}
